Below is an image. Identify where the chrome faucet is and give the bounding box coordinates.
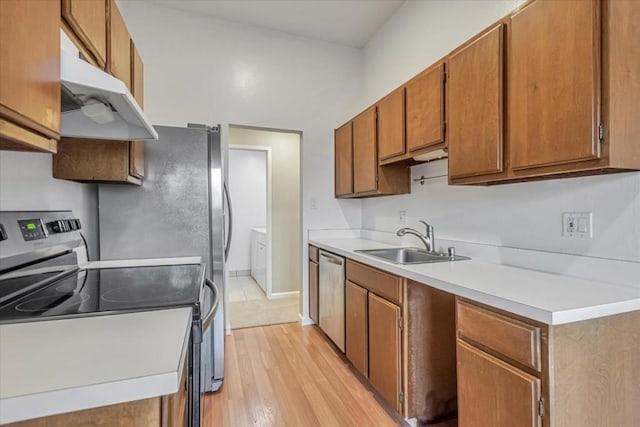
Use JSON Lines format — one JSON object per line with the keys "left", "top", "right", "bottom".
{"left": 397, "top": 220, "right": 435, "bottom": 252}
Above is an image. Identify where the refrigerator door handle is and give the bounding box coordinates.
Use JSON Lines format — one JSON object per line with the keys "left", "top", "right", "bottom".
{"left": 202, "top": 279, "right": 220, "bottom": 331}
{"left": 223, "top": 182, "right": 233, "bottom": 260}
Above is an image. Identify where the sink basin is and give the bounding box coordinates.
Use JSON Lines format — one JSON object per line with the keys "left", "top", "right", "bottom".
{"left": 355, "top": 247, "right": 470, "bottom": 265}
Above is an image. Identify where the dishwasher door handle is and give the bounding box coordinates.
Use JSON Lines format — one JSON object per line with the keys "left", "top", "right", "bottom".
{"left": 319, "top": 251, "right": 344, "bottom": 265}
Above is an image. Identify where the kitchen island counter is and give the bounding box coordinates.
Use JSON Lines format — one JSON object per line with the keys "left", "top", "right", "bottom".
{"left": 310, "top": 238, "right": 640, "bottom": 325}
{"left": 0, "top": 307, "right": 192, "bottom": 424}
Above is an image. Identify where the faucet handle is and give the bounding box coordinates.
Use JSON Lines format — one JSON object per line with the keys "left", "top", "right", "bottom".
{"left": 419, "top": 220, "right": 433, "bottom": 235}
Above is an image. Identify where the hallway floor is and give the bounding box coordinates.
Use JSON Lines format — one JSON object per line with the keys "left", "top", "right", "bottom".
{"left": 204, "top": 323, "right": 401, "bottom": 426}
{"left": 228, "top": 276, "right": 299, "bottom": 329}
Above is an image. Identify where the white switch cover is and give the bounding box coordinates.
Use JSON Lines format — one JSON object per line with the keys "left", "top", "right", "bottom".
{"left": 310, "top": 198, "right": 318, "bottom": 210}
{"left": 562, "top": 212, "right": 592, "bottom": 238}
{"left": 398, "top": 210, "right": 407, "bottom": 226}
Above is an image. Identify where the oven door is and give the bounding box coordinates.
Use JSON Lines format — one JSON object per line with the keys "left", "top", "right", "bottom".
{"left": 189, "top": 278, "right": 219, "bottom": 427}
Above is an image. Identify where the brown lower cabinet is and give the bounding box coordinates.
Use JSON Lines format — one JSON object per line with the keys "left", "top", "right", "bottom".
{"left": 308, "top": 245, "right": 319, "bottom": 324}
{"left": 345, "top": 280, "right": 368, "bottom": 377}
{"left": 456, "top": 298, "right": 640, "bottom": 427}
{"left": 8, "top": 361, "right": 188, "bottom": 427}
{"left": 368, "top": 292, "right": 402, "bottom": 412}
{"left": 344, "top": 260, "right": 458, "bottom": 422}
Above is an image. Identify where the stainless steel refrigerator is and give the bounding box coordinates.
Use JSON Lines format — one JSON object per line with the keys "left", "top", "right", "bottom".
{"left": 98, "top": 124, "right": 229, "bottom": 394}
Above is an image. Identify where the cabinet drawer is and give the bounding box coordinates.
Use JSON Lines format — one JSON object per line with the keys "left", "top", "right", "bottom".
{"left": 456, "top": 300, "right": 541, "bottom": 371}
{"left": 309, "top": 245, "right": 319, "bottom": 262}
{"left": 346, "top": 260, "right": 402, "bottom": 305}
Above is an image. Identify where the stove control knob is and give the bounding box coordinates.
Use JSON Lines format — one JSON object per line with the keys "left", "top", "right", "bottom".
{"left": 74, "top": 219, "right": 82, "bottom": 230}
{"left": 0, "top": 224, "right": 7, "bottom": 242}
{"left": 68, "top": 219, "right": 77, "bottom": 231}
{"left": 47, "top": 220, "right": 65, "bottom": 233}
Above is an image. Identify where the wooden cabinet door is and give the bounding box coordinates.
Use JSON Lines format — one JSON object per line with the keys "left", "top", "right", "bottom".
{"left": 448, "top": 24, "right": 504, "bottom": 179}
{"left": 345, "top": 281, "right": 368, "bottom": 377}
{"left": 406, "top": 62, "right": 445, "bottom": 152}
{"left": 108, "top": 0, "right": 131, "bottom": 90}
{"left": 0, "top": 0, "right": 60, "bottom": 136}
{"left": 352, "top": 107, "right": 378, "bottom": 193}
{"left": 335, "top": 122, "right": 353, "bottom": 196}
{"left": 62, "top": 0, "right": 107, "bottom": 68}
{"left": 378, "top": 88, "right": 405, "bottom": 161}
{"left": 309, "top": 260, "right": 319, "bottom": 324}
{"left": 129, "top": 40, "right": 145, "bottom": 179}
{"left": 457, "top": 340, "right": 541, "bottom": 427}
{"left": 508, "top": 0, "right": 600, "bottom": 170}
{"left": 368, "top": 292, "right": 401, "bottom": 412}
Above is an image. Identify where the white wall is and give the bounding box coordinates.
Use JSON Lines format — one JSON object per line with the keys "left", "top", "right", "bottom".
{"left": 357, "top": 0, "right": 640, "bottom": 264}
{"left": 116, "top": 2, "right": 363, "bottom": 318}
{"left": 229, "top": 127, "right": 301, "bottom": 295}
{"left": 227, "top": 149, "right": 267, "bottom": 272}
{"left": 0, "top": 152, "right": 99, "bottom": 257}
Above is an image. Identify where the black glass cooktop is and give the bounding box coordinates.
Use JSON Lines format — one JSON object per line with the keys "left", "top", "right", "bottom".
{"left": 0, "top": 264, "right": 204, "bottom": 323}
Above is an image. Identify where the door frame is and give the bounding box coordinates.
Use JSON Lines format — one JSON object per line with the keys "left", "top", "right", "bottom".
{"left": 228, "top": 144, "right": 274, "bottom": 299}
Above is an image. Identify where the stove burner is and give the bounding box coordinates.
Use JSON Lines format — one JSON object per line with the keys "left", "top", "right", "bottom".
{"left": 101, "top": 287, "right": 183, "bottom": 304}
{"left": 15, "top": 293, "right": 89, "bottom": 313}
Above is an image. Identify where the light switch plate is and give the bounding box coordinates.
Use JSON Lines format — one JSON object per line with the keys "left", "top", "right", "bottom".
{"left": 398, "top": 210, "right": 407, "bottom": 226}
{"left": 562, "top": 212, "right": 592, "bottom": 238}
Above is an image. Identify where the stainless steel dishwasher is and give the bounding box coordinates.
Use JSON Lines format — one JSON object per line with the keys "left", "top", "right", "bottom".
{"left": 318, "top": 250, "right": 346, "bottom": 352}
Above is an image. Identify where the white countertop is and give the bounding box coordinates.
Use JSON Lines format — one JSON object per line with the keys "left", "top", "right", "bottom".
{"left": 310, "top": 238, "right": 640, "bottom": 325}
{"left": 0, "top": 307, "right": 192, "bottom": 424}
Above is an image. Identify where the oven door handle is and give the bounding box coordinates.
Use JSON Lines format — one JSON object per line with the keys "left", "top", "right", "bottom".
{"left": 202, "top": 278, "right": 220, "bottom": 331}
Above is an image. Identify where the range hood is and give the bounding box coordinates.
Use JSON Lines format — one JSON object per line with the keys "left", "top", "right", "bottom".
{"left": 60, "top": 50, "right": 158, "bottom": 141}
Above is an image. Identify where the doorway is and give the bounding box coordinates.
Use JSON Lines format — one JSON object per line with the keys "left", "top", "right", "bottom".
{"left": 226, "top": 126, "right": 301, "bottom": 330}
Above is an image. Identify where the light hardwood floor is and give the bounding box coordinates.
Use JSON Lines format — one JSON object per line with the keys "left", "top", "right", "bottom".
{"left": 204, "top": 323, "right": 402, "bottom": 426}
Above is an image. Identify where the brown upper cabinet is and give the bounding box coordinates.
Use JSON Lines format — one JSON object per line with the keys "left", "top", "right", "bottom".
{"left": 377, "top": 88, "right": 405, "bottom": 162}
{"left": 353, "top": 107, "right": 378, "bottom": 193}
{"left": 0, "top": 0, "right": 60, "bottom": 154}
{"left": 405, "top": 62, "right": 446, "bottom": 154}
{"left": 448, "top": 24, "right": 504, "bottom": 182}
{"left": 130, "top": 40, "right": 145, "bottom": 179}
{"left": 108, "top": 0, "right": 132, "bottom": 90}
{"left": 334, "top": 108, "right": 410, "bottom": 199}
{"left": 334, "top": 122, "right": 353, "bottom": 196}
{"left": 62, "top": 0, "right": 107, "bottom": 69}
{"left": 53, "top": 0, "right": 147, "bottom": 185}
{"left": 449, "top": 0, "right": 640, "bottom": 184}
{"left": 340, "top": 0, "right": 640, "bottom": 188}
{"left": 509, "top": 0, "right": 600, "bottom": 171}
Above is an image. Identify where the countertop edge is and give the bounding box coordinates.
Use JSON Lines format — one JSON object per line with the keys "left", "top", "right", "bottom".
{"left": 0, "top": 308, "right": 192, "bottom": 424}
{"left": 0, "top": 371, "right": 178, "bottom": 424}
{"left": 310, "top": 239, "right": 640, "bottom": 325}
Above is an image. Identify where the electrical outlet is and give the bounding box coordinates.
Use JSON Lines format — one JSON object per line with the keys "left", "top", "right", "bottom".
{"left": 398, "top": 210, "right": 407, "bottom": 226}
{"left": 562, "top": 212, "right": 592, "bottom": 238}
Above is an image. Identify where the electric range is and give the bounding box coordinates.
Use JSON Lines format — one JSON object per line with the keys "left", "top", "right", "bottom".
{"left": 0, "top": 264, "right": 204, "bottom": 324}
{"left": 0, "top": 211, "right": 219, "bottom": 427}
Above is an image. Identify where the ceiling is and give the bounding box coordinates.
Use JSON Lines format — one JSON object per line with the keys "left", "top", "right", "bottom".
{"left": 149, "top": 0, "right": 405, "bottom": 48}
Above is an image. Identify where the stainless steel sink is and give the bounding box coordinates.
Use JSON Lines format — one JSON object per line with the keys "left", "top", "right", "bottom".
{"left": 355, "top": 247, "right": 470, "bottom": 264}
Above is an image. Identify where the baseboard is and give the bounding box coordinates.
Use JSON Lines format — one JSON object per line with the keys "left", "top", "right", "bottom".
{"left": 229, "top": 269, "right": 251, "bottom": 277}
{"left": 269, "top": 291, "right": 300, "bottom": 300}
{"left": 298, "top": 313, "right": 315, "bottom": 326}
